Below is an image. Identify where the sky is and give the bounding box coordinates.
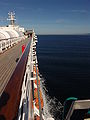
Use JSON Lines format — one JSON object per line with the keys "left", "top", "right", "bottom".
{"left": 0, "top": 0, "right": 89, "bottom": 34}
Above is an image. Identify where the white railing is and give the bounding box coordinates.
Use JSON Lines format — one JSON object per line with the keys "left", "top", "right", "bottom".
{"left": 0, "top": 36, "right": 25, "bottom": 53}
{"left": 18, "top": 34, "right": 55, "bottom": 120}
{"left": 18, "top": 34, "right": 48, "bottom": 120}
{"left": 18, "top": 37, "right": 36, "bottom": 120}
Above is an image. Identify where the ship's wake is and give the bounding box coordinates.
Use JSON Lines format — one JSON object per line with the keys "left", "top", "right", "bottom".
{"left": 40, "top": 75, "right": 63, "bottom": 120}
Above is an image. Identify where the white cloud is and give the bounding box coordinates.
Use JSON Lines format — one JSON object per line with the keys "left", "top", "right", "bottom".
{"left": 56, "top": 19, "right": 65, "bottom": 24}
{"left": 71, "top": 9, "right": 87, "bottom": 13}
{"left": 60, "top": 9, "right": 88, "bottom": 13}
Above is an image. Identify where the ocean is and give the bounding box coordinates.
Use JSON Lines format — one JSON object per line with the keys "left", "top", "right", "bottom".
{"left": 36, "top": 35, "right": 90, "bottom": 119}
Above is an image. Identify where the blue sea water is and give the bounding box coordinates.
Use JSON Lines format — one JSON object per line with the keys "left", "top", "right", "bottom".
{"left": 37, "top": 35, "right": 90, "bottom": 118}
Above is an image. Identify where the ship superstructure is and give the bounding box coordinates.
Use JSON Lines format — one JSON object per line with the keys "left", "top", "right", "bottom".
{"left": 0, "top": 12, "right": 25, "bottom": 52}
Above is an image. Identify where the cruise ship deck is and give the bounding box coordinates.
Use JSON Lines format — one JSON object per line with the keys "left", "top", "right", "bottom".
{"left": 0, "top": 12, "right": 90, "bottom": 120}
{"left": 0, "top": 38, "right": 29, "bottom": 95}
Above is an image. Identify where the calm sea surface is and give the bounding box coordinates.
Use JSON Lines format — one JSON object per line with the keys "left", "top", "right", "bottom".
{"left": 37, "top": 35, "right": 90, "bottom": 104}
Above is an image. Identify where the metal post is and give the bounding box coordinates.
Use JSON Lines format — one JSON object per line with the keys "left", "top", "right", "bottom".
{"left": 31, "top": 72, "right": 35, "bottom": 101}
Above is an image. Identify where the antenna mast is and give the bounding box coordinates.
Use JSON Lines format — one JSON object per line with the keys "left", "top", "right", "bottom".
{"left": 7, "top": 12, "right": 16, "bottom": 26}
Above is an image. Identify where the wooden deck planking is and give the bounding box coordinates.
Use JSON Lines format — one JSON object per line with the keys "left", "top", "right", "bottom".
{"left": 0, "top": 38, "right": 29, "bottom": 95}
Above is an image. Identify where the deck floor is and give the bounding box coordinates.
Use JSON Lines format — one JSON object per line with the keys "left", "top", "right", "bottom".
{"left": 0, "top": 39, "right": 29, "bottom": 95}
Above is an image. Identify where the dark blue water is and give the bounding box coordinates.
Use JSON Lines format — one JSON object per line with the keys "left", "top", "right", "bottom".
{"left": 37, "top": 35, "right": 90, "bottom": 104}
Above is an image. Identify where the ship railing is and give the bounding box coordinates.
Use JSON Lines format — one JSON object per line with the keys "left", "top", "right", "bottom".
{"left": 33, "top": 36, "right": 44, "bottom": 120}
{"left": 0, "top": 37, "right": 31, "bottom": 119}
{"left": 18, "top": 37, "right": 35, "bottom": 120}
{"left": 18, "top": 34, "right": 44, "bottom": 120}
{"left": 0, "top": 33, "right": 43, "bottom": 119}
{"left": 35, "top": 59, "right": 43, "bottom": 120}
{"left": 64, "top": 99, "right": 90, "bottom": 120}
{"left": 0, "top": 35, "right": 25, "bottom": 53}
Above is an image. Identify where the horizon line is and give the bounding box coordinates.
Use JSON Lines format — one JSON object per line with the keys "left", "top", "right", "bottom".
{"left": 37, "top": 33, "right": 90, "bottom": 35}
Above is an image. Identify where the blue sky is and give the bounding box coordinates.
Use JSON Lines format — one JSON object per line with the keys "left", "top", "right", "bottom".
{"left": 0, "top": 0, "right": 89, "bottom": 34}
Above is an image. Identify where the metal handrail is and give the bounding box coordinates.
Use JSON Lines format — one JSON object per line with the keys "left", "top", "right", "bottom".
{"left": 18, "top": 37, "right": 34, "bottom": 120}
{"left": 0, "top": 36, "right": 25, "bottom": 52}
{"left": 65, "top": 101, "right": 75, "bottom": 120}
{"left": 18, "top": 35, "right": 43, "bottom": 120}
{"left": 65, "top": 99, "right": 90, "bottom": 120}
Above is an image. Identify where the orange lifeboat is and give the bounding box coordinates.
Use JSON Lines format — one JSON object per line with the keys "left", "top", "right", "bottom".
{"left": 34, "top": 88, "right": 44, "bottom": 109}
{"left": 35, "top": 80, "right": 40, "bottom": 85}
